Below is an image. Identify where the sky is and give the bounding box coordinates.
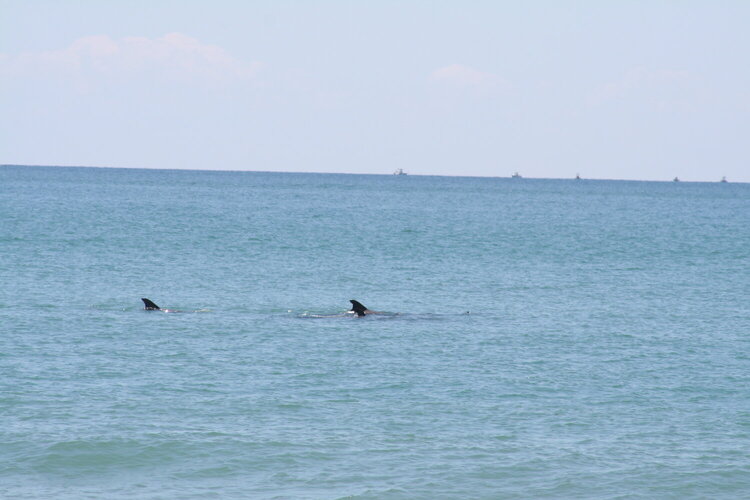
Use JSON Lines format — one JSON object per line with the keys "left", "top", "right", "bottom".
{"left": 1, "top": 0, "right": 749, "bottom": 182}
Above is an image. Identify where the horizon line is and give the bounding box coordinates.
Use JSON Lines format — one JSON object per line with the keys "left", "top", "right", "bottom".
{"left": 1, "top": 163, "right": 744, "bottom": 185}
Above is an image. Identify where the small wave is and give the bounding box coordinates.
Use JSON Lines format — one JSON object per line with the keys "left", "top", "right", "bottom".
{"left": 296, "top": 311, "right": 351, "bottom": 319}
{"left": 32, "top": 439, "right": 201, "bottom": 474}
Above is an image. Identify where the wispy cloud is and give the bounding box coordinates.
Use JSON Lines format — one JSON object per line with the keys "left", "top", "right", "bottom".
{"left": 430, "top": 64, "right": 511, "bottom": 90}
{"left": 588, "top": 66, "right": 692, "bottom": 107}
{"left": 0, "top": 33, "right": 261, "bottom": 87}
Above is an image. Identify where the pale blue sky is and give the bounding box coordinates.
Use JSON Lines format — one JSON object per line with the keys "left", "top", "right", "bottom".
{"left": 2, "top": 1, "right": 748, "bottom": 181}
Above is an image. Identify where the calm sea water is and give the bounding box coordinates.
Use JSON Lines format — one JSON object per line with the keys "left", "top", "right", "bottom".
{"left": 1, "top": 165, "right": 749, "bottom": 499}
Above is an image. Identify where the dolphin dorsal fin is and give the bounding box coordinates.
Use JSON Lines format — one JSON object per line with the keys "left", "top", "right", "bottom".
{"left": 141, "top": 298, "right": 160, "bottom": 310}
{"left": 349, "top": 299, "right": 367, "bottom": 317}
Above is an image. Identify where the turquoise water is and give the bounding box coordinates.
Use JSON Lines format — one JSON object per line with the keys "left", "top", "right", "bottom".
{"left": 2, "top": 165, "right": 749, "bottom": 499}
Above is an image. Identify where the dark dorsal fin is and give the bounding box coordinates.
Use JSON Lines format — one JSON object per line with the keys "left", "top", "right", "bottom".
{"left": 141, "top": 298, "right": 160, "bottom": 310}
{"left": 349, "top": 299, "right": 367, "bottom": 317}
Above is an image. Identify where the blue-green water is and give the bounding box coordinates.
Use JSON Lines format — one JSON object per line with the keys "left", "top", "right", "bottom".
{"left": 2, "top": 165, "right": 750, "bottom": 499}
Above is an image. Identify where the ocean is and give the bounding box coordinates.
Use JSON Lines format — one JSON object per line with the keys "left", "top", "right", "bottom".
{"left": 1, "top": 165, "right": 749, "bottom": 499}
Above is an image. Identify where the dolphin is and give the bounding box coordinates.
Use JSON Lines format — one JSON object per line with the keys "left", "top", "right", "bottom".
{"left": 349, "top": 299, "right": 382, "bottom": 317}
{"left": 142, "top": 298, "right": 161, "bottom": 310}
{"left": 140, "top": 298, "right": 208, "bottom": 313}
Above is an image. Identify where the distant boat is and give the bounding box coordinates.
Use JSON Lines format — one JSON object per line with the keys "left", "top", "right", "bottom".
{"left": 720, "top": 176, "right": 728, "bottom": 183}
{"left": 575, "top": 173, "right": 581, "bottom": 180}
{"left": 511, "top": 172, "right": 522, "bottom": 178}
{"left": 393, "top": 168, "right": 407, "bottom": 176}
{"left": 673, "top": 177, "right": 680, "bottom": 182}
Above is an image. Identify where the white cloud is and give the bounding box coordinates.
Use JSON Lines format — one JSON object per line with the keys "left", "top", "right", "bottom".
{"left": 0, "top": 33, "right": 261, "bottom": 86}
